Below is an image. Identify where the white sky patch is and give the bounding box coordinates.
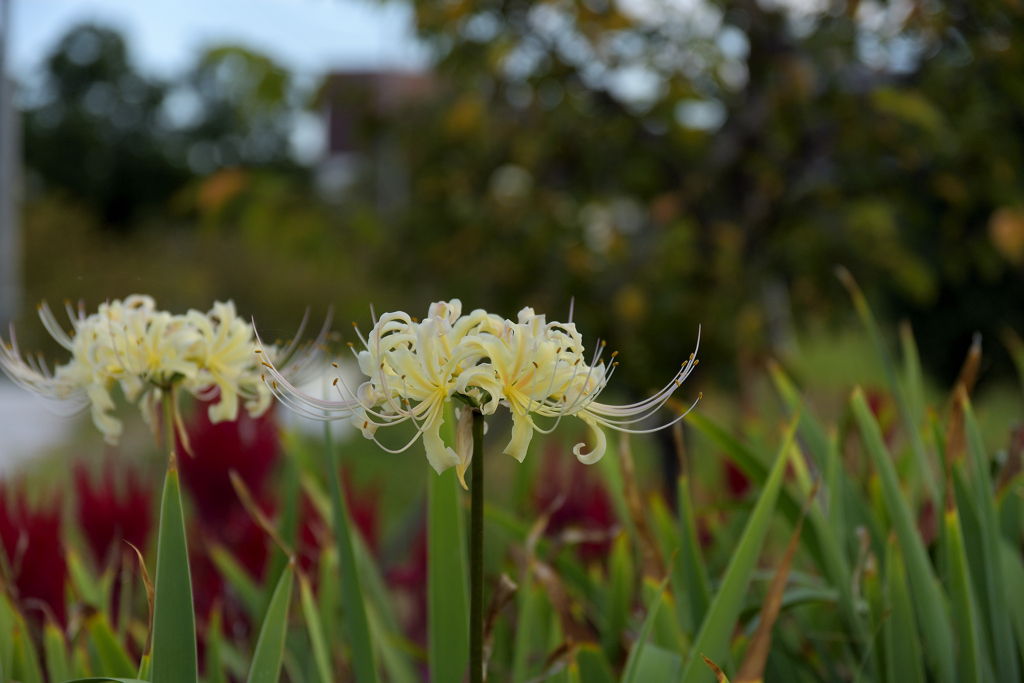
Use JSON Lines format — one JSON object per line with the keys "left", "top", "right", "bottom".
{"left": 9, "top": 0, "right": 430, "bottom": 80}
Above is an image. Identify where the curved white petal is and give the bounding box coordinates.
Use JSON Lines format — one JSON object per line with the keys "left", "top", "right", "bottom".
{"left": 572, "top": 413, "right": 607, "bottom": 465}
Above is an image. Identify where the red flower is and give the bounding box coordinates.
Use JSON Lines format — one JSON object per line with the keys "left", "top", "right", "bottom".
{"left": 74, "top": 461, "right": 153, "bottom": 567}
{"left": 176, "top": 399, "right": 280, "bottom": 525}
{"left": 533, "top": 441, "right": 617, "bottom": 562}
{"left": 723, "top": 458, "right": 751, "bottom": 499}
{"left": 297, "top": 469, "right": 381, "bottom": 573}
{"left": 0, "top": 484, "right": 67, "bottom": 625}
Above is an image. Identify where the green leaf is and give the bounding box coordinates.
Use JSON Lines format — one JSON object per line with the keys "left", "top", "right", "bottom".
{"left": 299, "top": 575, "right": 333, "bottom": 683}
{"left": 963, "top": 398, "right": 1020, "bottom": 682}
{"left": 324, "top": 427, "right": 379, "bottom": 683}
{"left": 262, "top": 456, "right": 300, "bottom": 621}
{"left": 685, "top": 412, "right": 826, "bottom": 568}
{"left": 43, "top": 621, "right": 71, "bottom": 683}
{"left": 679, "top": 416, "right": 797, "bottom": 683}
{"left": 839, "top": 267, "right": 936, "bottom": 498}
{"left": 11, "top": 622, "right": 43, "bottom": 683}
{"left": 208, "top": 545, "right": 263, "bottom": 619}
{"left": 899, "top": 322, "right": 927, "bottom": 433}
{"left": 512, "top": 581, "right": 552, "bottom": 683}
{"left": 884, "top": 535, "right": 926, "bottom": 683}
{"left": 574, "top": 644, "right": 615, "bottom": 683}
{"left": 246, "top": 563, "right": 294, "bottom": 683}
{"left": 205, "top": 606, "right": 226, "bottom": 683}
{"left": 428, "top": 449, "right": 469, "bottom": 682}
{"left": 604, "top": 533, "right": 634, "bottom": 660}
{"left": 621, "top": 570, "right": 671, "bottom": 683}
{"left": 999, "top": 541, "right": 1024, "bottom": 667}
{"left": 766, "top": 364, "right": 870, "bottom": 660}
{"left": 367, "top": 600, "right": 420, "bottom": 683}
{"left": 86, "top": 614, "right": 137, "bottom": 677}
{"left": 0, "top": 595, "right": 15, "bottom": 678}
{"left": 67, "top": 550, "right": 109, "bottom": 609}
{"left": 631, "top": 643, "right": 682, "bottom": 683}
{"left": 851, "top": 389, "right": 955, "bottom": 683}
{"left": 149, "top": 460, "right": 198, "bottom": 683}
{"left": 677, "top": 474, "right": 711, "bottom": 634}
{"left": 944, "top": 503, "right": 982, "bottom": 683}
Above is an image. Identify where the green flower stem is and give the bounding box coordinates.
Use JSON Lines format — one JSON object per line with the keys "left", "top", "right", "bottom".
{"left": 470, "top": 409, "right": 485, "bottom": 683}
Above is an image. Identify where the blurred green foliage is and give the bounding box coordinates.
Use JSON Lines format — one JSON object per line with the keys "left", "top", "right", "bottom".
{"left": 18, "top": 2, "right": 1024, "bottom": 392}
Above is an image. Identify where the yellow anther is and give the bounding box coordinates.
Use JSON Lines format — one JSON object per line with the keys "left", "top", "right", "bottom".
{"left": 261, "top": 374, "right": 265, "bottom": 381}
{"left": 611, "top": 351, "right": 618, "bottom": 357}
{"left": 254, "top": 349, "right": 261, "bottom": 353}
{"left": 273, "top": 380, "right": 278, "bottom": 389}
{"left": 333, "top": 378, "right": 338, "bottom": 386}
{"left": 332, "top": 362, "right": 338, "bottom": 368}
{"left": 698, "top": 391, "right": 703, "bottom": 399}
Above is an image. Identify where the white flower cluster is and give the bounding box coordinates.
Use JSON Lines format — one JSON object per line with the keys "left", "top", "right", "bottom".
{"left": 261, "top": 300, "right": 699, "bottom": 485}
{"left": 0, "top": 295, "right": 324, "bottom": 444}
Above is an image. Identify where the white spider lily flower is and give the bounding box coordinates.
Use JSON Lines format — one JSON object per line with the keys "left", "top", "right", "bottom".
{"left": 1, "top": 295, "right": 304, "bottom": 446}
{"left": 258, "top": 299, "right": 701, "bottom": 475}
{"left": 186, "top": 300, "right": 277, "bottom": 424}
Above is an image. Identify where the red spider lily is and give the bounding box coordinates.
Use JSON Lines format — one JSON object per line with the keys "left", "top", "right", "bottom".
{"left": 176, "top": 398, "right": 281, "bottom": 525}
{"left": 533, "top": 441, "right": 617, "bottom": 563}
{"left": 0, "top": 484, "right": 67, "bottom": 626}
{"left": 74, "top": 461, "right": 153, "bottom": 567}
{"left": 387, "top": 527, "right": 428, "bottom": 645}
{"left": 722, "top": 459, "right": 752, "bottom": 499}
{"left": 298, "top": 469, "right": 381, "bottom": 573}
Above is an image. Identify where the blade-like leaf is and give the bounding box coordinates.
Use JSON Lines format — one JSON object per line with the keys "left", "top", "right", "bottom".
{"left": 574, "top": 645, "right": 615, "bottom": 683}
{"left": 631, "top": 643, "right": 681, "bottom": 683}
{"left": 685, "top": 411, "right": 826, "bottom": 569}
{"left": 734, "top": 482, "right": 815, "bottom": 683}
{"left": 150, "top": 456, "right": 198, "bottom": 683}
{"left": 884, "top": 535, "right": 925, "bottom": 683}
{"left": 428, "top": 411, "right": 469, "bottom": 683}
{"left": 851, "top": 389, "right": 955, "bottom": 683}
{"left": 679, "top": 415, "right": 797, "bottom": 683}
{"left": 768, "top": 361, "right": 873, "bottom": 660}
{"left": 899, "top": 321, "right": 926, "bottom": 433}
{"left": 208, "top": 544, "right": 263, "bottom": 618}
{"left": 701, "top": 655, "right": 731, "bottom": 683}
{"left": 604, "top": 533, "right": 634, "bottom": 660}
{"left": 43, "top": 621, "right": 70, "bottom": 683}
{"left": 324, "top": 426, "right": 379, "bottom": 683}
{"left": 1000, "top": 540, "right": 1024, "bottom": 666}
{"left": 839, "top": 268, "right": 936, "bottom": 497}
{"left": 246, "top": 563, "right": 294, "bottom": 683}
{"left": 11, "top": 622, "right": 43, "bottom": 683}
{"left": 87, "top": 613, "right": 137, "bottom": 678}
{"left": 677, "top": 472, "right": 711, "bottom": 633}
{"left": 621, "top": 569, "right": 672, "bottom": 683}
{"left": 962, "top": 396, "right": 1020, "bottom": 682}
{"left": 300, "top": 575, "right": 334, "bottom": 683}
{"left": 205, "top": 605, "right": 227, "bottom": 683}
{"left": 944, "top": 496, "right": 982, "bottom": 683}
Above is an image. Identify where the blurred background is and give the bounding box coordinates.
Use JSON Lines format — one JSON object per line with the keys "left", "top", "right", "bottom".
{"left": 1, "top": 0, "right": 1024, "bottom": 674}
{"left": 2, "top": 0, "right": 1024, "bottom": 498}
{"left": 1, "top": 0, "right": 1023, "bottom": 490}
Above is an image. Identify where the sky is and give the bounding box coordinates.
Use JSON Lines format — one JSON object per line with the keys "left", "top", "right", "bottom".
{"left": 9, "top": 0, "right": 429, "bottom": 80}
